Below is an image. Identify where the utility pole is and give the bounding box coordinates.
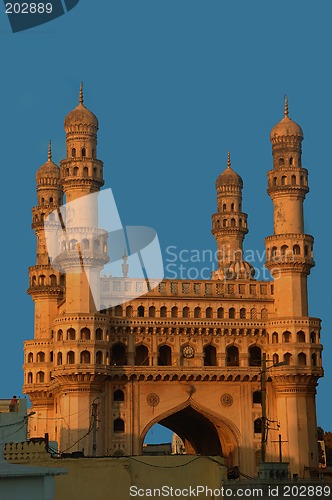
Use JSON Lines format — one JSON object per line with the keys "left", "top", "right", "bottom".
{"left": 261, "top": 353, "right": 267, "bottom": 463}
{"left": 92, "top": 402, "right": 98, "bottom": 457}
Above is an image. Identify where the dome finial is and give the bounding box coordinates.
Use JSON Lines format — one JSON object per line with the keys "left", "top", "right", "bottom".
{"left": 48, "top": 140, "right": 52, "bottom": 161}
{"left": 79, "top": 82, "right": 84, "bottom": 105}
{"left": 284, "top": 95, "right": 289, "bottom": 117}
{"left": 227, "top": 151, "right": 231, "bottom": 169}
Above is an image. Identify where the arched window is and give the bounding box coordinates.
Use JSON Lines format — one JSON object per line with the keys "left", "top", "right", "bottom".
{"left": 310, "top": 332, "right": 316, "bottom": 343}
{"left": 281, "top": 175, "right": 287, "bottom": 185}
{"left": 223, "top": 203, "right": 226, "bottom": 211}
{"left": 271, "top": 247, "right": 277, "bottom": 259}
{"left": 73, "top": 166, "right": 79, "bottom": 176}
{"left": 81, "top": 147, "right": 86, "bottom": 157}
{"left": 293, "top": 245, "right": 300, "bottom": 255}
{"left": 36, "top": 351, "right": 45, "bottom": 363}
{"left": 206, "top": 307, "right": 213, "bottom": 318}
{"left": 194, "top": 307, "right": 201, "bottom": 318}
{"left": 231, "top": 218, "right": 236, "bottom": 227}
{"left": 135, "top": 345, "right": 149, "bottom": 366}
{"left": 279, "top": 158, "right": 284, "bottom": 166}
{"left": 240, "top": 308, "right": 246, "bottom": 319}
{"left": 27, "top": 372, "right": 33, "bottom": 384}
{"left": 80, "top": 350, "right": 91, "bottom": 364}
{"left": 137, "top": 305, "right": 145, "bottom": 317}
{"left": 93, "top": 239, "right": 100, "bottom": 252}
{"left": 67, "top": 351, "right": 75, "bottom": 364}
{"left": 171, "top": 306, "right": 178, "bottom": 318}
{"left": 289, "top": 157, "right": 293, "bottom": 166}
{"left": 282, "top": 331, "right": 291, "bottom": 343}
{"left": 39, "top": 275, "right": 45, "bottom": 286}
{"left": 96, "top": 351, "right": 103, "bottom": 364}
{"left": 284, "top": 352, "right": 292, "bottom": 365}
{"left": 229, "top": 307, "right": 235, "bottom": 319}
{"left": 60, "top": 275, "right": 66, "bottom": 287}
{"left": 158, "top": 345, "right": 172, "bottom": 366}
{"left": 96, "top": 328, "right": 103, "bottom": 341}
{"left": 71, "top": 148, "right": 76, "bottom": 157}
{"left": 114, "top": 389, "right": 125, "bottom": 402}
{"left": 297, "top": 331, "right": 305, "bottom": 342}
{"left": 298, "top": 352, "right": 306, "bottom": 366}
{"left": 272, "top": 332, "right": 278, "bottom": 344}
{"left": 81, "top": 328, "right": 90, "bottom": 340}
{"left": 149, "top": 306, "right": 156, "bottom": 317}
{"left": 239, "top": 218, "right": 242, "bottom": 227}
{"left": 311, "top": 353, "right": 317, "bottom": 367}
{"left": 291, "top": 175, "right": 296, "bottom": 185}
{"left": 160, "top": 306, "right": 167, "bottom": 317}
{"left": 254, "top": 418, "right": 262, "bottom": 434}
{"left": 226, "top": 346, "right": 239, "bottom": 366}
{"left": 249, "top": 346, "right": 262, "bottom": 367}
{"left": 69, "top": 239, "right": 77, "bottom": 250}
{"left": 83, "top": 166, "right": 88, "bottom": 176}
{"left": 36, "top": 371, "right": 45, "bottom": 383}
{"left": 114, "top": 305, "right": 123, "bottom": 317}
{"left": 223, "top": 219, "right": 227, "bottom": 227}
{"left": 49, "top": 274, "right": 57, "bottom": 286}
{"left": 281, "top": 245, "right": 288, "bottom": 256}
{"left": 273, "top": 177, "right": 277, "bottom": 186}
{"left": 231, "top": 202, "right": 234, "bottom": 211}
{"left": 67, "top": 328, "right": 75, "bottom": 341}
{"left": 114, "top": 418, "right": 125, "bottom": 433}
{"left": 217, "top": 307, "right": 224, "bottom": 318}
{"left": 57, "top": 330, "right": 63, "bottom": 341}
{"left": 253, "top": 391, "right": 262, "bottom": 404}
{"left": 250, "top": 308, "right": 257, "bottom": 320}
{"left": 126, "top": 306, "right": 133, "bottom": 317}
{"left": 111, "top": 343, "right": 127, "bottom": 365}
{"left": 182, "top": 307, "right": 189, "bottom": 318}
{"left": 27, "top": 352, "right": 33, "bottom": 363}
{"left": 204, "top": 344, "right": 217, "bottom": 366}
{"left": 261, "top": 308, "right": 268, "bottom": 320}
{"left": 300, "top": 175, "right": 304, "bottom": 185}
{"left": 57, "top": 352, "right": 62, "bottom": 365}
{"left": 273, "top": 353, "right": 279, "bottom": 365}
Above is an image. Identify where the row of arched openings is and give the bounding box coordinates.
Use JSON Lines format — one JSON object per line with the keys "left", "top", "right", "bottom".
{"left": 71, "top": 147, "right": 96, "bottom": 158}
{"left": 114, "top": 305, "right": 268, "bottom": 320}
{"left": 271, "top": 331, "right": 318, "bottom": 343}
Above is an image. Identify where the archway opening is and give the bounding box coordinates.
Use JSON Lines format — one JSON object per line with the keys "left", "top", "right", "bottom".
{"left": 143, "top": 406, "right": 223, "bottom": 456}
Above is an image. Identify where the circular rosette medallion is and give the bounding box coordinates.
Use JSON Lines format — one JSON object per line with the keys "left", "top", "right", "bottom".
{"left": 147, "top": 393, "right": 160, "bottom": 408}
{"left": 220, "top": 393, "right": 233, "bottom": 407}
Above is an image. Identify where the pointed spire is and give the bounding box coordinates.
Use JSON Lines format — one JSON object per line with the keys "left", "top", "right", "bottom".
{"left": 284, "top": 95, "right": 289, "bottom": 117}
{"left": 227, "top": 151, "right": 231, "bottom": 169}
{"left": 48, "top": 140, "right": 52, "bottom": 161}
{"left": 79, "top": 82, "right": 84, "bottom": 105}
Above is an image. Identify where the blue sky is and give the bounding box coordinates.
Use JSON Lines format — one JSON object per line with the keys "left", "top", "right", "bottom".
{"left": 0, "top": 0, "right": 331, "bottom": 439}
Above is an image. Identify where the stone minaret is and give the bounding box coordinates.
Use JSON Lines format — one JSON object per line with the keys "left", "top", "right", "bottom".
{"left": 212, "top": 152, "right": 254, "bottom": 280}
{"left": 24, "top": 143, "right": 64, "bottom": 434}
{"left": 265, "top": 97, "right": 314, "bottom": 316}
{"left": 264, "top": 97, "right": 323, "bottom": 475}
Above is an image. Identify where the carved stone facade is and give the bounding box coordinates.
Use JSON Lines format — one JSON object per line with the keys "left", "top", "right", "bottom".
{"left": 23, "top": 90, "right": 323, "bottom": 478}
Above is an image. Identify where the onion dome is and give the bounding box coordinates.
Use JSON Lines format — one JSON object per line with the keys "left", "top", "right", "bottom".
{"left": 216, "top": 152, "right": 243, "bottom": 188}
{"left": 270, "top": 96, "right": 303, "bottom": 141}
{"left": 36, "top": 142, "right": 60, "bottom": 182}
{"left": 64, "top": 83, "right": 98, "bottom": 131}
{"left": 224, "top": 259, "right": 255, "bottom": 280}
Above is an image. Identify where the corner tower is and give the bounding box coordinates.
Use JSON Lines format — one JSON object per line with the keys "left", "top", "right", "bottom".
{"left": 212, "top": 152, "right": 254, "bottom": 280}
{"left": 265, "top": 97, "right": 314, "bottom": 316}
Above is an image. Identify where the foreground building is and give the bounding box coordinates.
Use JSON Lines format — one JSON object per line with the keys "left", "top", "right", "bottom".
{"left": 23, "top": 88, "right": 323, "bottom": 478}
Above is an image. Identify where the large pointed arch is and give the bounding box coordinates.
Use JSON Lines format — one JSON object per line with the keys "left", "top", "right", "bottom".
{"left": 140, "top": 398, "right": 240, "bottom": 462}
